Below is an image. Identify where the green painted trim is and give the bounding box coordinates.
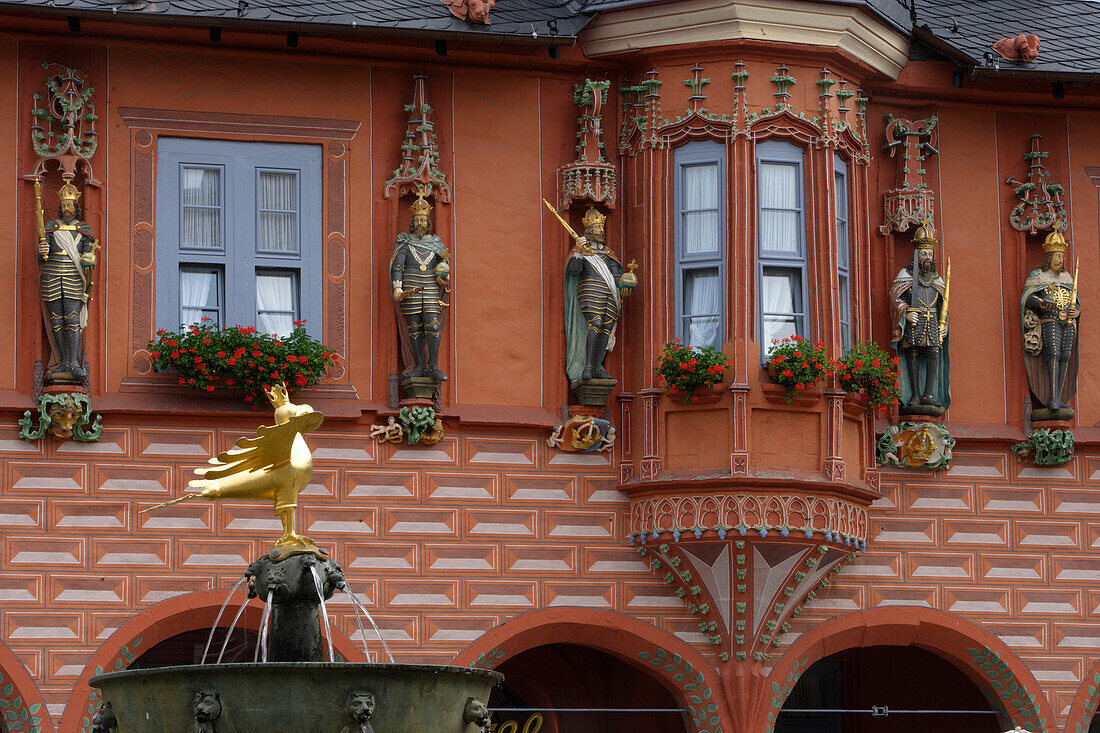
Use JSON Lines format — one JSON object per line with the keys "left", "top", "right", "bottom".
{"left": 639, "top": 647, "right": 722, "bottom": 733}
{"left": 967, "top": 646, "right": 1046, "bottom": 733}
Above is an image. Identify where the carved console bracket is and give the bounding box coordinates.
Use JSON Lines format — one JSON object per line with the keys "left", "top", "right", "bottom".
{"left": 632, "top": 511, "right": 863, "bottom": 665}
{"left": 19, "top": 390, "right": 102, "bottom": 442}
{"left": 548, "top": 413, "right": 615, "bottom": 453}
{"left": 1005, "top": 133, "right": 1067, "bottom": 234}
{"left": 369, "top": 406, "right": 443, "bottom": 447}
{"left": 879, "top": 114, "right": 937, "bottom": 235}
{"left": 876, "top": 421, "right": 953, "bottom": 469}
{"left": 1012, "top": 428, "right": 1073, "bottom": 466}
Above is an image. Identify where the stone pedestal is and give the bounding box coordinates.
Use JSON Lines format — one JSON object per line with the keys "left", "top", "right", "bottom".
{"left": 401, "top": 375, "right": 439, "bottom": 401}
{"left": 899, "top": 403, "right": 946, "bottom": 418}
{"left": 1033, "top": 419, "right": 1072, "bottom": 430}
{"left": 902, "top": 413, "right": 941, "bottom": 424}
{"left": 247, "top": 549, "right": 344, "bottom": 663}
{"left": 570, "top": 378, "right": 616, "bottom": 407}
{"left": 568, "top": 404, "right": 604, "bottom": 419}
{"left": 1032, "top": 407, "right": 1074, "bottom": 422}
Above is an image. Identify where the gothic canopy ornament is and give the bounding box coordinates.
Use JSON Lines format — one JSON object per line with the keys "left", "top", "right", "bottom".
{"left": 879, "top": 114, "right": 937, "bottom": 235}
{"left": 25, "top": 63, "right": 100, "bottom": 186}
{"left": 1005, "top": 134, "right": 1067, "bottom": 234}
{"left": 558, "top": 78, "right": 617, "bottom": 210}
{"left": 384, "top": 74, "right": 451, "bottom": 203}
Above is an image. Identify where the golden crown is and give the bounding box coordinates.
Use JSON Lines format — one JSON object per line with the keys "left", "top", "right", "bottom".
{"left": 409, "top": 191, "right": 432, "bottom": 217}
{"left": 58, "top": 181, "right": 82, "bottom": 203}
{"left": 263, "top": 383, "right": 290, "bottom": 407}
{"left": 912, "top": 219, "right": 936, "bottom": 250}
{"left": 581, "top": 207, "right": 606, "bottom": 229}
{"left": 1042, "top": 223, "right": 1068, "bottom": 253}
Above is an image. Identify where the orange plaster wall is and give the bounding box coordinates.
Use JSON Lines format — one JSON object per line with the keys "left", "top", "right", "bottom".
{"left": 452, "top": 71, "right": 555, "bottom": 408}
{"left": 1067, "top": 112, "right": 1100, "bottom": 428}
{"left": 935, "top": 106, "right": 1006, "bottom": 424}
{"left": 0, "top": 36, "right": 17, "bottom": 392}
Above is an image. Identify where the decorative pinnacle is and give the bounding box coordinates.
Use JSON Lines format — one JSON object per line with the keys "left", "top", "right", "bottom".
{"left": 684, "top": 64, "right": 710, "bottom": 112}
{"left": 770, "top": 65, "right": 796, "bottom": 104}
{"left": 731, "top": 60, "right": 749, "bottom": 90}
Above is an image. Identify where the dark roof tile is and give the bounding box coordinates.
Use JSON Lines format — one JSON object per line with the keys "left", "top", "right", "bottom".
{"left": 916, "top": 0, "right": 1100, "bottom": 75}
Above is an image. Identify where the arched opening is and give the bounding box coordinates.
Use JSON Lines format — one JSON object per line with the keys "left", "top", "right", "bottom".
{"left": 774, "top": 646, "right": 999, "bottom": 733}
{"left": 129, "top": 627, "right": 260, "bottom": 668}
{"left": 488, "top": 643, "right": 689, "bottom": 733}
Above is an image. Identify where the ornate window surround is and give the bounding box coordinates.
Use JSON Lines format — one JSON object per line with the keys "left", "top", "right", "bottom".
{"left": 115, "top": 107, "right": 359, "bottom": 394}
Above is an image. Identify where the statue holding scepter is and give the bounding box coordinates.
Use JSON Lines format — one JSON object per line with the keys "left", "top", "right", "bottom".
{"left": 390, "top": 189, "right": 451, "bottom": 389}
{"left": 889, "top": 220, "right": 950, "bottom": 416}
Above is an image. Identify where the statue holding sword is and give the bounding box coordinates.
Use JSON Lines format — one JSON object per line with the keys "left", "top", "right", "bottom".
{"left": 36, "top": 179, "right": 98, "bottom": 384}
{"left": 1021, "top": 224, "right": 1080, "bottom": 419}
{"left": 544, "top": 200, "right": 637, "bottom": 386}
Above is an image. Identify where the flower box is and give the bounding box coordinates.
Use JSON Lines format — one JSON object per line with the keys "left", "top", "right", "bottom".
{"left": 654, "top": 342, "right": 730, "bottom": 404}
{"left": 148, "top": 320, "right": 339, "bottom": 409}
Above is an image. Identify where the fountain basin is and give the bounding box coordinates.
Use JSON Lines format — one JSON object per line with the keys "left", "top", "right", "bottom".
{"left": 91, "top": 661, "right": 502, "bottom": 731}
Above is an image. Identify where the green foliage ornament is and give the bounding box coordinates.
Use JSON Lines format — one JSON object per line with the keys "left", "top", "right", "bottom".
{"left": 1012, "top": 428, "right": 1073, "bottom": 466}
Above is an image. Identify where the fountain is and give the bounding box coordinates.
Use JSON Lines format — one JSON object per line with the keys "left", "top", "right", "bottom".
{"left": 88, "top": 385, "right": 501, "bottom": 732}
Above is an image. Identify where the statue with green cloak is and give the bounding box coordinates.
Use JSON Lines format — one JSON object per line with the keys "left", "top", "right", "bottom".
{"left": 889, "top": 222, "right": 950, "bottom": 416}
{"left": 564, "top": 207, "right": 636, "bottom": 404}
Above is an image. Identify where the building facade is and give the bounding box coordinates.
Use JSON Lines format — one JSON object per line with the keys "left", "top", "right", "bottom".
{"left": 0, "top": 0, "right": 1097, "bottom": 731}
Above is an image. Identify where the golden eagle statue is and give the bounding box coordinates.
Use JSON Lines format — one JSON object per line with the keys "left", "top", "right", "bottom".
{"left": 141, "top": 384, "right": 325, "bottom": 557}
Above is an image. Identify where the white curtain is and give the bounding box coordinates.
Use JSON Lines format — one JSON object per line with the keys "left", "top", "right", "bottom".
{"left": 180, "top": 268, "right": 216, "bottom": 327}
{"left": 256, "top": 272, "right": 295, "bottom": 338}
{"left": 258, "top": 171, "right": 298, "bottom": 252}
{"left": 838, "top": 275, "right": 851, "bottom": 349}
{"left": 682, "top": 163, "right": 718, "bottom": 255}
{"left": 181, "top": 167, "right": 221, "bottom": 249}
{"left": 762, "top": 267, "right": 799, "bottom": 344}
{"left": 759, "top": 162, "right": 799, "bottom": 254}
{"left": 685, "top": 269, "right": 721, "bottom": 348}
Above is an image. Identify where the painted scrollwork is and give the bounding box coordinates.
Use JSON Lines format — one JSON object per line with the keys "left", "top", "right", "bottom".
{"left": 629, "top": 493, "right": 868, "bottom": 544}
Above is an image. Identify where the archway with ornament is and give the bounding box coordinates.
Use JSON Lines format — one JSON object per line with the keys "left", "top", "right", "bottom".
{"left": 454, "top": 607, "right": 728, "bottom": 733}
{"left": 757, "top": 607, "right": 1054, "bottom": 733}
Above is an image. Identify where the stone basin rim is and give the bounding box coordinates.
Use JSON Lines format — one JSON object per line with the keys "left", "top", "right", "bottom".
{"left": 91, "top": 661, "right": 504, "bottom": 686}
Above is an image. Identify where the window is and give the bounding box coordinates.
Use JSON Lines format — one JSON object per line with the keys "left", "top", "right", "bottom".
{"left": 757, "top": 140, "right": 808, "bottom": 359}
{"left": 834, "top": 155, "right": 852, "bottom": 350}
{"left": 156, "top": 138, "right": 322, "bottom": 338}
{"left": 674, "top": 141, "right": 726, "bottom": 349}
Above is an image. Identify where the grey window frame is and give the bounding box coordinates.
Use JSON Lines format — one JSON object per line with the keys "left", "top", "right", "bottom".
{"left": 834, "top": 154, "right": 852, "bottom": 351}
{"left": 673, "top": 140, "right": 727, "bottom": 349}
{"left": 756, "top": 139, "right": 810, "bottom": 361}
{"left": 155, "top": 137, "right": 322, "bottom": 338}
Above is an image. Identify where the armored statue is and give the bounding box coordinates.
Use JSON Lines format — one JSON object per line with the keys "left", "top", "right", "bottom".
{"left": 1021, "top": 224, "right": 1080, "bottom": 419}
{"left": 37, "top": 180, "right": 97, "bottom": 384}
{"left": 390, "top": 191, "right": 451, "bottom": 383}
{"left": 564, "top": 207, "right": 635, "bottom": 384}
{"left": 890, "top": 221, "right": 950, "bottom": 415}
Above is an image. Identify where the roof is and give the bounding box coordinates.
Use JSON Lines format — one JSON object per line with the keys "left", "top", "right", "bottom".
{"left": 0, "top": 0, "right": 599, "bottom": 42}
{"left": 913, "top": 0, "right": 1100, "bottom": 77}
{"left": 0, "top": 0, "right": 917, "bottom": 44}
